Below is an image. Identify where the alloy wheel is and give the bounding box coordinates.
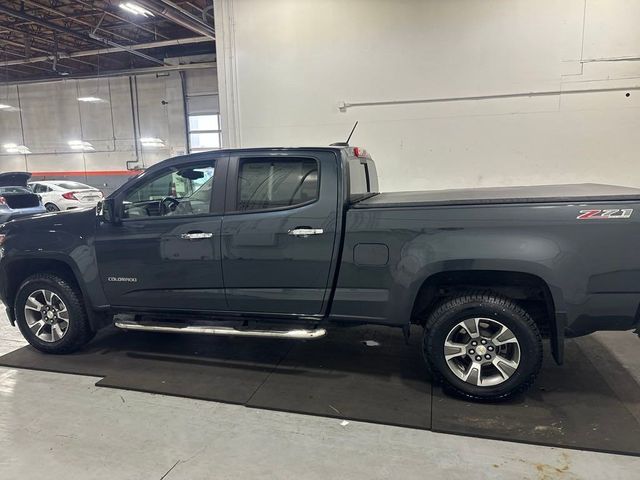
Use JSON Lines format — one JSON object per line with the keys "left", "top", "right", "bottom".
{"left": 23, "top": 289, "right": 70, "bottom": 343}
{"left": 443, "top": 317, "right": 521, "bottom": 387}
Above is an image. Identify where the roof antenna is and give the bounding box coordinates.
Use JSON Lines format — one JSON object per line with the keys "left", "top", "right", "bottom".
{"left": 330, "top": 121, "right": 358, "bottom": 147}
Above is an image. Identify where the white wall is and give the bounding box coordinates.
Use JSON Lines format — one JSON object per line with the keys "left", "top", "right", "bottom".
{"left": 215, "top": 0, "right": 640, "bottom": 191}
{"left": 0, "top": 67, "right": 217, "bottom": 176}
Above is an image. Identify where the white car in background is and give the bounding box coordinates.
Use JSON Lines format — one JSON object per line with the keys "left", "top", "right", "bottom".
{"left": 28, "top": 180, "right": 104, "bottom": 212}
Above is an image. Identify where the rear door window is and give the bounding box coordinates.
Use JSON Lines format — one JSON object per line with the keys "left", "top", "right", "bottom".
{"left": 237, "top": 158, "right": 318, "bottom": 211}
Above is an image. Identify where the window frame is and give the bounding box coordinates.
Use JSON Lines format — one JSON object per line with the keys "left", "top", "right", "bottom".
{"left": 187, "top": 113, "right": 222, "bottom": 153}
{"left": 225, "top": 155, "right": 321, "bottom": 215}
{"left": 119, "top": 157, "right": 225, "bottom": 223}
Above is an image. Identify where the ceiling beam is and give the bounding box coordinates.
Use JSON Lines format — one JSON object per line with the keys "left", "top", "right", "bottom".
{"left": 72, "top": 0, "right": 170, "bottom": 40}
{"left": 136, "top": 0, "right": 215, "bottom": 39}
{"left": 17, "top": 0, "right": 140, "bottom": 44}
{"left": 1, "top": 61, "right": 216, "bottom": 85}
{"left": 0, "top": 36, "right": 210, "bottom": 67}
{"left": 0, "top": 4, "right": 103, "bottom": 48}
{"left": 0, "top": 4, "right": 170, "bottom": 67}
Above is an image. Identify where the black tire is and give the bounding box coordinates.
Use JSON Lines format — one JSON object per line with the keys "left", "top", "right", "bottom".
{"left": 15, "top": 273, "right": 91, "bottom": 354}
{"left": 423, "top": 291, "right": 542, "bottom": 401}
{"left": 45, "top": 203, "right": 60, "bottom": 212}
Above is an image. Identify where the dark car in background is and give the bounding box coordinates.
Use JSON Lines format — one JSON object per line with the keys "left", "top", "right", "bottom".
{"left": 0, "top": 172, "right": 46, "bottom": 222}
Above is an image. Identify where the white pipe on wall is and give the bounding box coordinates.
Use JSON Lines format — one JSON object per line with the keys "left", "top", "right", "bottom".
{"left": 339, "top": 85, "right": 640, "bottom": 112}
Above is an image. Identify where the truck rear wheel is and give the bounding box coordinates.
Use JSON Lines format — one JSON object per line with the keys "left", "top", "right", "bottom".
{"left": 423, "top": 292, "right": 542, "bottom": 401}
{"left": 14, "top": 273, "right": 91, "bottom": 354}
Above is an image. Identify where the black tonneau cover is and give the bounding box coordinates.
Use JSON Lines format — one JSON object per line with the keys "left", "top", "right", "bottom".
{"left": 354, "top": 183, "right": 640, "bottom": 208}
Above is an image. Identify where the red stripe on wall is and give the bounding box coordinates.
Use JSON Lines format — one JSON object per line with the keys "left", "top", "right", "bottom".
{"left": 31, "top": 170, "right": 143, "bottom": 177}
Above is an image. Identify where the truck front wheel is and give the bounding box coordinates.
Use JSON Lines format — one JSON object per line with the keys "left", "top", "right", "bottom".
{"left": 423, "top": 292, "right": 543, "bottom": 401}
{"left": 14, "top": 273, "right": 91, "bottom": 354}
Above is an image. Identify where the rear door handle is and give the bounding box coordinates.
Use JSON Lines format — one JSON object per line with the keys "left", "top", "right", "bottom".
{"left": 180, "top": 232, "right": 213, "bottom": 240}
{"left": 288, "top": 227, "right": 324, "bottom": 238}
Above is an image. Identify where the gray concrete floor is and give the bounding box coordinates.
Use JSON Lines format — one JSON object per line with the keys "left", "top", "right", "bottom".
{"left": 1, "top": 314, "right": 639, "bottom": 479}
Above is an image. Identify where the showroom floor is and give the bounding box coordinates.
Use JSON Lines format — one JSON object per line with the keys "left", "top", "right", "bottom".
{"left": 1, "top": 315, "right": 639, "bottom": 479}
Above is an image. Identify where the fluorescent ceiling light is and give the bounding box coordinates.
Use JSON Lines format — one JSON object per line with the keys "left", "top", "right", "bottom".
{"left": 0, "top": 104, "right": 11, "bottom": 109}
{"left": 119, "top": 2, "right": 154, "bottom": 17}
{"left": 140, "top": 137, "right": 165, "bottom": 148}
{"left": 77, "top": 96, "right": 107, "bottom": 103}
{"left": 68, "top": 140, "right": 95, "bottom": 152}
{"left": 3, "top": 143, "right": 31, "bottom": 154}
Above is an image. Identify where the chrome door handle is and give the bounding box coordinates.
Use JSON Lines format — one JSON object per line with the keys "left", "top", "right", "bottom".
{"left": 288, "top": 228, "right": 324, "bottom": 238}
{"left": 180, "top": 232, "right": 213, "bottom": 240}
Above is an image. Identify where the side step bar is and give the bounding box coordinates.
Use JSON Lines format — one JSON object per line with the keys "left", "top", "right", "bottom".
{"left": 114, "top": 319, "right": 327, "bottom": 339}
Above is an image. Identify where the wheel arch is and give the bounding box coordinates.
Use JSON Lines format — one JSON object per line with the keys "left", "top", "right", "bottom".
{"left": 4, "top": 256, "right": 107, "bottom": 331}
{"left": 410, "top": 269, "right": 565, "bottom": 364}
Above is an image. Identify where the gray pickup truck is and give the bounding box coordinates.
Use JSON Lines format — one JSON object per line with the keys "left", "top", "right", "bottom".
{"left": 1, "top": 146, "right": 640, "bottom": 400}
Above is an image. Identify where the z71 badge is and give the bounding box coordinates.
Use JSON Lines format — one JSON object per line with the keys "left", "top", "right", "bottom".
{"left": 577, "top": 209, "right": 633, "bottom": 220}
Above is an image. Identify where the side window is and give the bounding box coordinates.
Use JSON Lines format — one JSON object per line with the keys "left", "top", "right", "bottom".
{"left": 31, "top": 184, "right": 42, "bottom": 193}
{"left": 123, "top": 162, "right": 215, "bottom": 219}
{"left": 237, "top": 158, "right": 318, "bottom": 211}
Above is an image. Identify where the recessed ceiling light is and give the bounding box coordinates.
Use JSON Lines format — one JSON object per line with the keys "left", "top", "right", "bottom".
{"left": 119, "top": 2, "right": 154, "bottom": 17}
{"left": 68, "top": 140, "right": 95, "bottom": 152}
{"left": 140, "top": 137, "right": 165, "bottom": 148}
{"left": 77, "top": 96, "right": 106, "bottom": 103}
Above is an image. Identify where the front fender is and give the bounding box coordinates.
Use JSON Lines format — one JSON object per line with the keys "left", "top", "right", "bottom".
{"left": 0, "top": 209, "right": 108, "bottom": 310}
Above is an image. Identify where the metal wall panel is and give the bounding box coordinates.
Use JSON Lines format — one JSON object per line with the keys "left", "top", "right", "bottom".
{"left": 0, "top": 67, "right": 217, "bottom": 176}
{"left": 21, "top": 82, "right": 83, "bottom": 153}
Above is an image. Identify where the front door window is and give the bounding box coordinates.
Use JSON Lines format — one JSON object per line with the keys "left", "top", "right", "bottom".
{"left": 123, "top": 165, "right": 215, "bottom": 219}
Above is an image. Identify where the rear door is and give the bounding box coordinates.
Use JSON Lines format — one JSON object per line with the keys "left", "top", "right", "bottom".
{"left": 221, "top": 150, "right": 340, "bottom": 315}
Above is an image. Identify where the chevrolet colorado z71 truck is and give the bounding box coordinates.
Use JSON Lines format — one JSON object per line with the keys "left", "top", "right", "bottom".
{"left": 2, "top": 146, "right": 640, "bottom": 400}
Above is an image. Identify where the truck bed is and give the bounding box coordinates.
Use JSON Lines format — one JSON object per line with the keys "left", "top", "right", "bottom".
{"left": 353, "top": 183, "right": 640, "bottom": 208}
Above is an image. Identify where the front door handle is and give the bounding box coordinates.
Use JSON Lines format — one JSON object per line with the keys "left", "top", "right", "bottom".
{"left": 180, "top": 232, "right": 213, "bottom": 240}
{"left": 288, "top": 227, "right": 324, "bottom": 238}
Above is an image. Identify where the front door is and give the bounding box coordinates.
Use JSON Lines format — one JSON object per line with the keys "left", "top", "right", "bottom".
{"left": 95, "top": 156, "right": 228, "bottom": 312}
{"left": 221, "top": 152, "right": 339, "bottom": 315}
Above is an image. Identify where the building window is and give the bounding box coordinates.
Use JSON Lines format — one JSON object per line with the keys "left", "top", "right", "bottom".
{"left": 188, "top": 114, "right": 221, "bottom": 152}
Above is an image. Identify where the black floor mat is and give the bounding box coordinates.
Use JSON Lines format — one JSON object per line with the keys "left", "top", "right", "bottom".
{"left": 246, "top": 326, "right": 432, "bottom": 429}
{"left": 431, "top": 340, "right": 640, "bottom": 454}
{"left": 1, "top": 325, "right": 639, "bottom": 456}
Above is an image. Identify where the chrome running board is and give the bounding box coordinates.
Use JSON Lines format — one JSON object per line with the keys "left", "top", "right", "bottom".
{"left": 114, "top": 319, "right": 326, "bottom": 339}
